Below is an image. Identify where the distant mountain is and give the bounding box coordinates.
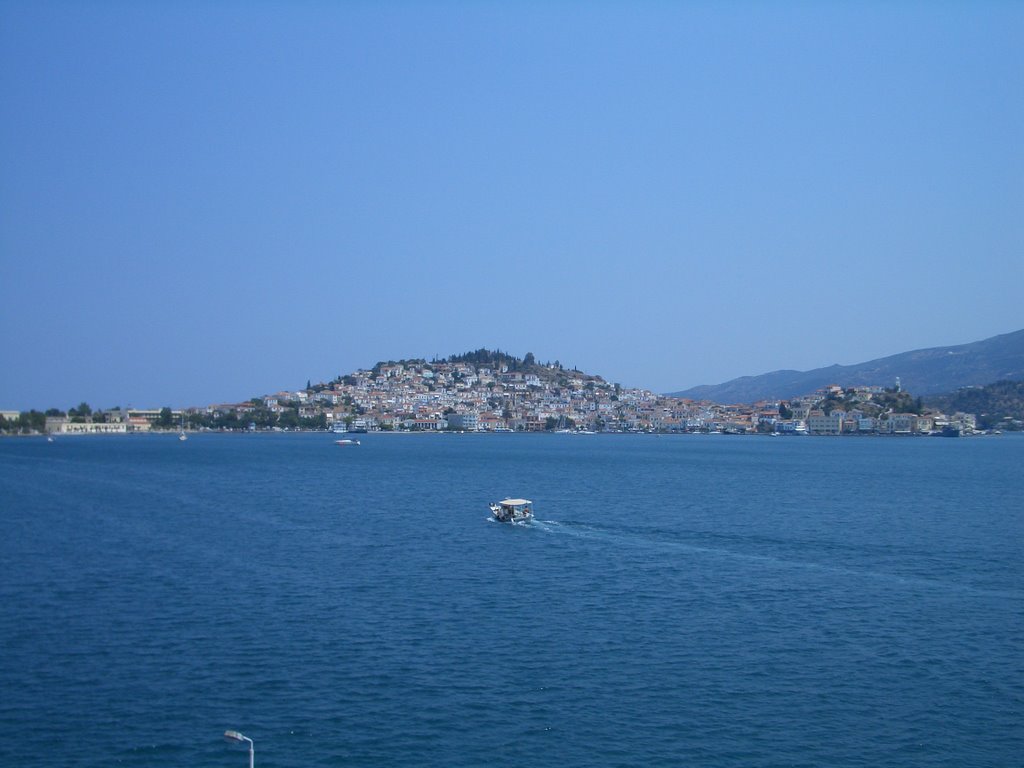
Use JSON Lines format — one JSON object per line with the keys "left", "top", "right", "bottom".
{"left": 668, "top": 329, "right": 1024, "bottom": 403}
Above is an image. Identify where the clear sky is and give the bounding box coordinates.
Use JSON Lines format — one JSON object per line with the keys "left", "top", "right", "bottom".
{"left": 2, "top": 1, "right": 1022, "bottom": 409}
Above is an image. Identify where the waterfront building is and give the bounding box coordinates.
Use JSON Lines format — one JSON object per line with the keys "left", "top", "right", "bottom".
{"left": 888, "top": 413, "right": 918, "bottom": 434}
{"left": 807, "top": 410, "right": 845, "bottom": 435}
{"left": 446, "top": 413, "right": 478, "bottom": 431}
{"left": 58, "top": 421, "right": 129, "bottom": 434}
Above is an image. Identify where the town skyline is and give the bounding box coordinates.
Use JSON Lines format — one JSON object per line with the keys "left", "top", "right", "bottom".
{"left": 14, "top": 346, "right": 998, "bottom": 438}
{"left": 3, "top": 325, "right": 1023, "bottom": 414}
{"left": 8, "top": 341, "right": 1021, "bottom": 440}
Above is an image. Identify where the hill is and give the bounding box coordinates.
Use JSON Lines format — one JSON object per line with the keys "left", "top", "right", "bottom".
{"left": 668, "top": 329, "right": 1024, "bottom": 403}
{"left": 926, "top": 380, "right": 1024, "bottom": 430}
{"left": 361, "top": 348, "right": 605, "bottom": 383}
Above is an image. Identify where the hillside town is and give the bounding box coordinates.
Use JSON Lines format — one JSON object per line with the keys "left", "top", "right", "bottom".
{"left": 5, "top": 350, "right": 1002, "bottom": 437}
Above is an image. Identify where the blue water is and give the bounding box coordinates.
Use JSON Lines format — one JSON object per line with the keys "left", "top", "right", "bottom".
{"left": 1, "top": 433, "right": 1021, "bottom": 767}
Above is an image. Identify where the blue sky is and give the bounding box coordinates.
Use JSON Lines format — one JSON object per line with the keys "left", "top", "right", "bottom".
{"left": 2, "top": 1, "right": 1022, "bottom": 409}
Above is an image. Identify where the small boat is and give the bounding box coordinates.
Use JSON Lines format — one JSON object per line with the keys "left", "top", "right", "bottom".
{"left": 490, "top": 498, "right": 533, "bottom": 523}
{"left": 178, "top": 415, "right": 188, "bottom": 441}
{"left": 335, "top": 438, "right": 360, "bottom": 446}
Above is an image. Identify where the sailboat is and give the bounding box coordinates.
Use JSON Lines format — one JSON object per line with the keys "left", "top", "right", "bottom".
{"left": 178, "top": 414, "right": 188, "bottom": 441}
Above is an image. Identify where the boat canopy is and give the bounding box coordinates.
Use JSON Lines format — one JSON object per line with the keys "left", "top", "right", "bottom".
{"left": 499, "top": 499, "right": 532, "bottom": 507}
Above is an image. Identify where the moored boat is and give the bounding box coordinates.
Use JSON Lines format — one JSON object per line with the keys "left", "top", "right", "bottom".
{"left": 490, "top": 498, "right": 533, "bottom": 523}
{"left": 335, "top": 438, "right": 360, "bottom": 446}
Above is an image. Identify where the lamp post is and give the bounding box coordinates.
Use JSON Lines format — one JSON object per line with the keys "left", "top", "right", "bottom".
{"left": 224, "top": 730, "right": 254, "bottom": 768}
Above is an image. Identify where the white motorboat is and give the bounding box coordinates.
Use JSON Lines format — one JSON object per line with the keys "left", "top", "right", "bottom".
{"left": 490, "top": 498, "right": 533, "bottom": 523}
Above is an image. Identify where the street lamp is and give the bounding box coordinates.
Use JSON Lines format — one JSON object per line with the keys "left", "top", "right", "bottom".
{"left": 224, "top": 730, "right": 254, "bottom": 768}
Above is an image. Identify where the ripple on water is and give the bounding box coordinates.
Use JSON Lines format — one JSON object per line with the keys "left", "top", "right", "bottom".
{"left": 0, "top": 433, "right": 1021, "bottom": 767}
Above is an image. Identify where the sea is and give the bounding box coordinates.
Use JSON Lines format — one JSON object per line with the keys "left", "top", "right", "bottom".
{"left": 0, "top": 432, "right": 1021, "bottom": 768}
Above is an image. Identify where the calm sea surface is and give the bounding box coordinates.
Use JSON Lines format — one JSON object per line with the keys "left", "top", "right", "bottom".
{"left": 1, "top": 432, "right": 1021, "bottom": 767}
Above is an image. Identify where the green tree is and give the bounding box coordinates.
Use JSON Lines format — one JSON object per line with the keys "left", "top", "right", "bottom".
{"left": 218, "top": 411, "right": 240, "bottom": 429}
{"left": 18, "top": 410, "right": 46, "bottom": 433}
{"left": 251, "top": 408, "right": 277, "bottom": 429}
{"left": 157, "top": 407, "right": 175, "bottom": 428}
{"left": 300, "top": 413, "right": 327, "bottom": 430}
{"left": 68, "top": 402, "right": 93, "bottom": 423}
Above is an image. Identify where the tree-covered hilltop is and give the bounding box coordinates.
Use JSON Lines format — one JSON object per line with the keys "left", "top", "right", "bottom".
{"left": 926, "top": 380, "right": 1024, "bottom": 430}
{"left": 804, "top": 387, "right": 925, "bottom": 417}
{"left": 442, "top": 348, "right": 569, "bottom": 373}
{"left": 358, "top": 348, "right": 588, "bottom": 380}
{"left": 444, "top": 348, "right": 524, "bottom": 370}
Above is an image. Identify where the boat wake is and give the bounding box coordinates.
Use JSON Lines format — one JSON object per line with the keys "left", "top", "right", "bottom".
{"left": 530, "top": 520, "right": 1021, "bottom": 599}
{"left": 486, "top": 516, "right": 534, "bottom": 527}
